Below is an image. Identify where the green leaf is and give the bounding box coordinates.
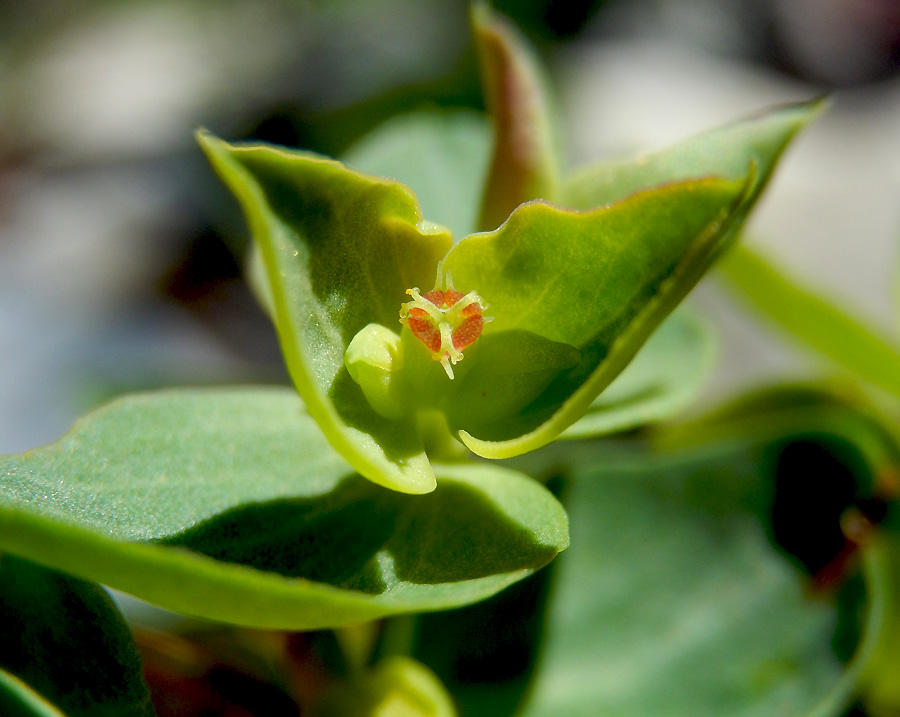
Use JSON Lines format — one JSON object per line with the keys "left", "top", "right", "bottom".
{"left": 342, "top": 111, "right": 491, "bottom": 242}
{"left": 0, "top": 670, "right": 66, "bottom": 717}
{"left": 199, "top": 131, "right": 452, "bottom": 494}
{"left": 472, "top": 2, "right": 561, "bottom": 230}
{"left": 561, "top": 307, "right": 715, "bottom": 439}
{"left": 0, "top": 388, "right": 568, "bottom": 630}
{"left": 519, "top": 434, "right": 885, "bottom": 716}
{"left": 721, "top": 244, "right": 900, "bottom": 400}
{"left": 0, "top": 556, "right": 154, "bottom": 717}
{"left": 563, "top": 99, "right": 825, "bottom": 210}
{"left": 658, "top": 382, "right": 900, "bottom": 480}
{"left": 442, "top": 175, "right": 750, "bottom": 457}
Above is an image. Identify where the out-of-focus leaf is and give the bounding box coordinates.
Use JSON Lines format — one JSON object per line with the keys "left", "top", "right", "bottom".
{"left": 0, "top": 556, "right": 154, "bottom": 717}
{"left": 561, "top": 308, "right": 715, "bottom": 439}
{"left": 658, "top": 383, "right": 900, "bottom": 486}
{"left": 518, "top": 431, "right": 885, "bottom": 716}
{"left": 721, "top": 244, "right": 900, "bottom": 400}
{"left": 411, "top": 475, "right": 563, "bottom": 717}
{"left": 342, "top": 111, "right": 491, "bottom": 242}
{"left": 563, "top": 99, "right": 824, "bottom": 211}
{"left": 0, "top": 388, "right": 568, "bottom": 630}
{"left": 472, "top": 1, "right": 560, "bottom": 230}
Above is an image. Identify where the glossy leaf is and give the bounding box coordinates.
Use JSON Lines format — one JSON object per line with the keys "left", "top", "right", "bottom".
{"left": 564, "top": 99, "right": 825, "bottom": 211}
{"left": 199, "top": 131, "right": 451, "bottom": 493}
{"left": 721, "top": 244, "right": 900, "bottom": 400}
{"left": 561, "top": 307, "right": 715, "bottom": 439}
{"left": 0, "top": 556, "right": 154, "bottom": 717}
{"left": 472, "top": 1, "right": 560, "bottom": 230}
{"left": 0, "top": 388, "right": 568, "bottom": 630}
{"left": 342, "top": 111, "right": 491, "bottom": 242}
{"left": 519, "top": 434, "right": 884, "bottom": 716}
{"left": 443, "top": 175, "right": 749, "bottom": 456}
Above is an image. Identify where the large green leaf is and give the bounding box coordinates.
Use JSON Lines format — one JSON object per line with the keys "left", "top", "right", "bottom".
{"left": 442, "top": 175, "right": 749, "bottom": 456}
{"left": 721, "top": 244, "right": 900, "bottom": 400}
{"left": 561, "top": 307, "right": 715, "bottom": 439}
{"left": 0, "top": 556, "right": 154, "bottom": 717}
{"left": 563, "top": 99, "right": 825, "bottom": 211}
{"left": 342, "top": 111, "right": 491, "bottom": 242}
{"left": 0, "top": 388, "right": 568, "bottom": 630}
{"left": 518, "top": 434, "right": 885, "bottom": 716}
{"left": 199, "top": 131, "right": 451, "bottom": 494}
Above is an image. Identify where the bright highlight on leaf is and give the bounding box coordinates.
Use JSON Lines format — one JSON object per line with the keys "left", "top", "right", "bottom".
{"left": 400, "top": 268, "right": 492, "bottom": 379}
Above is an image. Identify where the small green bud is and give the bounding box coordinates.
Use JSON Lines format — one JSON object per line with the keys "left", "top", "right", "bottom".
{"left": 345, "top": 324, "right": 407, "bottom": 419}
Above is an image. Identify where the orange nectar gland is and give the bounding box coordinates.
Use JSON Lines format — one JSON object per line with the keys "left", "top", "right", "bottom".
{"left": 399, "top": 273, "right": 491, "bottom": 380}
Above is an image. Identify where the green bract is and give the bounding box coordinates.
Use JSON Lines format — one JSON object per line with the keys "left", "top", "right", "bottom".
{"left": 198, "top": 29, "right": 819, "bottom": 493}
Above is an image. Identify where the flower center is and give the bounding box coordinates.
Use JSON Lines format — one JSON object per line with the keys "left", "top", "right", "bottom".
{"left": 400, "top": 274, "right": 491, "bottom": 379}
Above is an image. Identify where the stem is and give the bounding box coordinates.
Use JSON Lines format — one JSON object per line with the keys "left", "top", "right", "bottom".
{"left": 374, "top": 614, "right": 418, "bottom": 662}
{"left": 417, "top": 410, "right": 469, "bottom": 463}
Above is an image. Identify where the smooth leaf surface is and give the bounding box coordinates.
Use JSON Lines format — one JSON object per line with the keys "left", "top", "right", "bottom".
{"left": 342, "top": 111, "right": 491, "bottom": 242}
{"left": 563, "top": 99, "right": 824, "bottom": 210}
{"left": 472, "top": 1, "right": 560, "bottom": 230}
{"left": 721, "top": 244, "right": 900, "bottom": 399}
{"left": 199, "top": 131, "right": 451, "bottom": 494}
{"left": 0, "top": 556, "right": 154, "bottom": 717}
{"left": 561, "top": 307, "right": 715, "bottom": 439}
{"left": 442, "top": 176, "right": 749, "bottom": 455}
{"left": 518, "top": 435, "right": 882, "bottom": 716}
{"left": 0, "top": 388, "right": 568, "bottom": 629}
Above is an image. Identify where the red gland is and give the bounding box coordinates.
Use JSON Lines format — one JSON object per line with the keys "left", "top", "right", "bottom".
{"left": 399, "top": 276, "right": 491, "bottom": 379}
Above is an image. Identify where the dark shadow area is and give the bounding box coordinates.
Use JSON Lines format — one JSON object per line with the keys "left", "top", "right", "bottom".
{"left": 767, "top": 436, "right": 883, "bottom": 577}
{"left": 409, "top": 472, "right": 568, "bottom": 717}
{"left": 0, "top": 556, "right": 153, "bottom": 717}
{"left": 159, "top": 474, "right": 559, "bottom": 592}
{"left": 763, "top": 433, "right": 889, "bottom": 673}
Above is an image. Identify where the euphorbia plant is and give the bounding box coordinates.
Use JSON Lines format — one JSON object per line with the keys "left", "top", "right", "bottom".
{"left": 197, "top": 4, "right": 818, "bottom": 495}
{"left": 0, "top": 4, "right": 831, "bottom": 715}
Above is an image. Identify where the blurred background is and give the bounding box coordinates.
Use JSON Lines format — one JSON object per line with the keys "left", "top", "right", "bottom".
{"left": 1, "top": 0, "right": 900, "bottom": 454}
